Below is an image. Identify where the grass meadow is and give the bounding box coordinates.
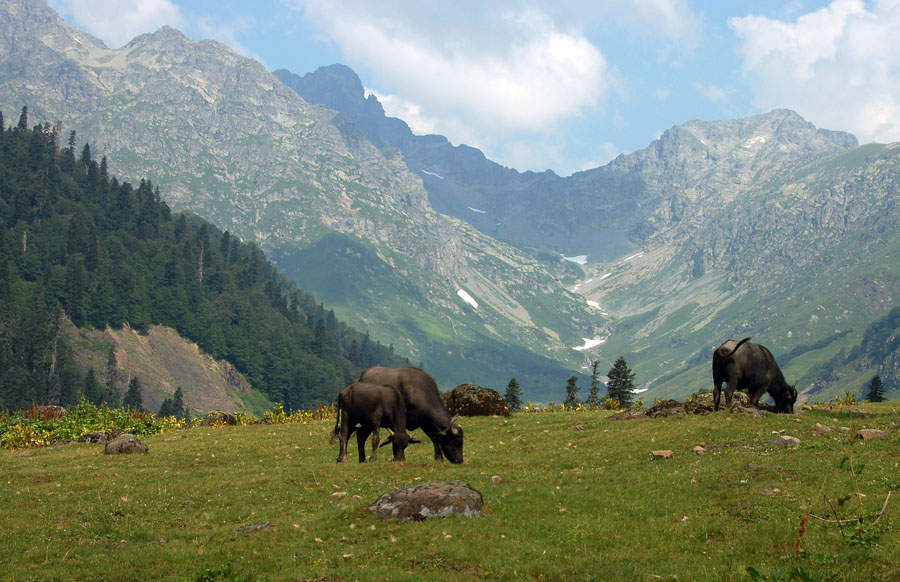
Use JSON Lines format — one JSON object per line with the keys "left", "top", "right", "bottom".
{"left": 2, "top": 404, "right": 898, "bottom": 581}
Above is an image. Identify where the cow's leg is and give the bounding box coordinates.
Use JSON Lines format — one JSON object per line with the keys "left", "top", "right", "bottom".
{"left": 369, "top": 426, "right": 380, "bottom": 462}
{"left": 748, "top": 386, "right": 764, "bottom": 407}
{"left": 431, "top": 437, "right": 444, "bottom": 461}
{"left": 724, "top": 375, "right": 736, "bottom": 410}
{"left": 336, "top": 414, "right": 350, "bottom": 463}
{"left": 712, "top": 374, "right": 722, "bottom": 411}
{"left": 356, "top": 427, "right": 372, "bottom": 463}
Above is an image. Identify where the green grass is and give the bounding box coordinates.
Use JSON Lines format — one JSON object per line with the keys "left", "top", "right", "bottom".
{"left": 2, "top": 405, "right": 899, "bottom": 581}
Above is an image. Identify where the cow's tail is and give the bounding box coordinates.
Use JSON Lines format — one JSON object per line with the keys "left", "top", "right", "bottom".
{"left": 329, "top": 400, "right": 341, "bottom": 444}
{"left": 720, "top": 337, "right": 751, "bottom": 359}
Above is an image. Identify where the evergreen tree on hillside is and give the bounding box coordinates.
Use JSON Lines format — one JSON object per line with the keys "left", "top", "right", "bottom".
{"left": 504, "top": 377, "right": 522, "bottom": 412}
{"left": 123, "top": 377, "right": 144, "bottom": 411}
{"left": 564, "top": 375, "right": 580, "bottom": 408}
{"left": 585, "top": 360, "right": 602, "bottom": 409}
{"left": 172, "top": 386, "right": 185, "bottom": 418}
{"left": 607, "top": 357, "right": 635, "bottom": 408}
{"left": 158, "top": 387, "right": 186, "bottom": 419}
{"left": 866, "top": 375, "right": 886, "bottom": 402}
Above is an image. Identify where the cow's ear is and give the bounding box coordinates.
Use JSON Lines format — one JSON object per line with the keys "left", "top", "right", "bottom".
{"left": 450, "top": 425, "right": 461, "bottom": 437}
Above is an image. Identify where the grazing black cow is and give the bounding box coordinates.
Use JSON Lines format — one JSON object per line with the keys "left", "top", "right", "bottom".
{"left": 359, "top": 366, "right": 464, "bottom": 464}
{"left": 712, "top": 337, "right": 798, "bottom": 413}
{"left": 331, "top": 381, "right": 420, "bottom": 463}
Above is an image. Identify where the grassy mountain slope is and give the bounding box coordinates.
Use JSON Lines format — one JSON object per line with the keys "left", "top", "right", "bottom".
{"left": 582, "top": 141, "right": 900, "bottom": 402}
{"left": 276, "top": 64, "right": 900, "bottom": 401}
{"left": 0, "top": 0, "right": 599, "bottom": 401}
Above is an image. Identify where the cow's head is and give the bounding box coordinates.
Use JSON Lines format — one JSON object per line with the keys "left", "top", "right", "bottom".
{"left": 380, "top": 430, "right": 422, "bottom": 462}
{"left": 774, "top": 382, "right": 798, "bottom": 414}
{"left": 437, "top": 418, "right": 464, "bottom": 464}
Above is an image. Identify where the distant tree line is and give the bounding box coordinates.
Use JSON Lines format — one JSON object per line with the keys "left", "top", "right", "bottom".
{"left": 0, "top": 107, "right": 407, "bottom": 412}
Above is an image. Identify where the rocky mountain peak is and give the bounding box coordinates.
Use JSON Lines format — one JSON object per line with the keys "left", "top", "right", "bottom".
{"left": 1, "top": 0, "right": 107, "bottom": 56}
{"left": 649, "top": 109, "right": 857, "bottom": 169}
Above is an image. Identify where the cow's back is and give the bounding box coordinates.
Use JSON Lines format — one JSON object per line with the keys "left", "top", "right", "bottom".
{"left": 359, "top": 366, "right": 450, "bottom": 432}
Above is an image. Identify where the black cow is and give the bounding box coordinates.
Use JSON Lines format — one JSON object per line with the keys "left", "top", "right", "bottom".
{"left": 359, "top": 366, "right": 464, "bottom": 463}
{"left": 712, "top": 337, "right": 798, "bottom": 413}
{"left": 331, "top": 381, "right": 420, "bottom": 463}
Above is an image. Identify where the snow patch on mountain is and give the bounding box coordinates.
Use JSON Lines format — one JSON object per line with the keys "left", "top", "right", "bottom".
{"left": 573, "top": 337, "right": 605, "bottom": 351}
{"left": 563, "top": 254, "right": 588, "bottom": 265}
{"left": 457, "top": 289, "right": 478, "bottom": 309}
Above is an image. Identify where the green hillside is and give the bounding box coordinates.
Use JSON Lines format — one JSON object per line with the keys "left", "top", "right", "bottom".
{"left": 0, "top": 111, "right": 406, "bottom": 411}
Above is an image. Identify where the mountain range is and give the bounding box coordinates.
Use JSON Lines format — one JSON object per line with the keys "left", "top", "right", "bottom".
{"left": 2, "top": 0, "right": 898, "bottom": 403}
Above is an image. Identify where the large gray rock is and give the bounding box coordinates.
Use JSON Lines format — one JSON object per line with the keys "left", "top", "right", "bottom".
{"left": 368, "top": 481, "right": 483, "bottom": 521}
{"left": 442, "top": 383, "right": 510, "bottom": 417}
{"left": 104, "top": 433, "right": 148, "bottom": 454}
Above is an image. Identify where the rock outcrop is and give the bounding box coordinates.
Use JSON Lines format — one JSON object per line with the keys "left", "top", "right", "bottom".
{"left": 368, "top": 481, "right": 483, "bottom": 521}
{"left": 442, "top": 383, "right": 510, "bottom": 417}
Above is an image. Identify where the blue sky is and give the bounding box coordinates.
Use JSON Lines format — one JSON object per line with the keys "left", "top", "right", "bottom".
{"left": 49, "top": 0, "right": 900, "bottom": 176}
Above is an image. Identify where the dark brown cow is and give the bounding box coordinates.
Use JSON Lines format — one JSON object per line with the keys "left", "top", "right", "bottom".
{"left": 359, "top": 366, "right": 464, "bottom": 463}
{"left": 331, "top": 381, "right": 420, "bottom": 463}
{"left": 712, "top": 337, "right": 797, "bottom": 413}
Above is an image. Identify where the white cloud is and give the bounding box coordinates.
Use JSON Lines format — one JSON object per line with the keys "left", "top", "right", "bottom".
{"left": 292, "top": 0, "right": 609, "bottom": 173}
{"left": 301, "top": 2, "right": 607, "bottom": 135}
{"left": 692, "top": 81, "right": 728, "bottom": 103}
{"left": 49, "top": 0, "right": 183, "bottom": 48}
{"left": 730, "top": 0, "right": 900, "bottom": 144}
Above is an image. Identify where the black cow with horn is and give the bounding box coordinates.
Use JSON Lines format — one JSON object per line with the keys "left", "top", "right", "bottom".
{"left": 712, "top": 337, "right": 798, "bottom": 413}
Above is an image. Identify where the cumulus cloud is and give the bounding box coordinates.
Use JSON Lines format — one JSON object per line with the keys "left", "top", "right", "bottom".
{"left": 49, "top": 0, "right": 183, "bottom": 48}
{"left": 299, "top": 1, "right": 607, "bottom": 137}
{"left": 730, "top": 0, "right": 900, "bottom": 144}
{"left": 287, "top": 0, "right": 707, "bottom": 172}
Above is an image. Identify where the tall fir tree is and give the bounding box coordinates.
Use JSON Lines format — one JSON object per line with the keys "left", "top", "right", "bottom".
{"left": 123, "top": 377, "right": 143, "bottom": 411}
{"left": 104, "top": 349, "right": 120, "bottom": 406}
{"left": 564, "top": 375, "right": 580, "bottom": 408}
{"left": 866, "top": 375, "right": 886, "bottom": 402}
{"left": 82, "top": 367, "right": 104, "bottom": 405}
{"left": 585, "top": 360, "right": 602, "bottom": 408}
{"left": 607, "top": 357, "right": 635, "bottom": 408}
{"left": 172, "top": 386, "right": 186, "bottom": 418}
{"left": 504, "top": 377, "right": 523, "bottom": 412}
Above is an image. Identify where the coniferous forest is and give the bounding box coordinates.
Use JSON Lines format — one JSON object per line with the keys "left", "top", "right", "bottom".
{"left": 0, "top": 107, "right": 407, "bottom": 412}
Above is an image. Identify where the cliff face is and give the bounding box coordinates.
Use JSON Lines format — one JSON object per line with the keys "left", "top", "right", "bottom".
{"left": 71, "top": 324, "right": 263, "bottom": 415}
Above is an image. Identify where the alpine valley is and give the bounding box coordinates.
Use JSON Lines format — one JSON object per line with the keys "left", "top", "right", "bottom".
{"left": 2, "top": 0, "right": 898, "bottom": 406}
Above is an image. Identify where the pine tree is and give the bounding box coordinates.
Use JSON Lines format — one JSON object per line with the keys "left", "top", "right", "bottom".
{"left": 607, "top": 356, "right": 635, "bottom": 408}
{"left": 82, "top": 367, "right": 103, "bottom": 405}
{"left": 564, "top": 375, "right": 580, "bottom": 408}
{"left": 585, "top": 360, "right": 602, "bottom": 408}
{"left": 104, "top": 348, "right": 120, "bottom": 406}
{"left": 504, "top": 377, "right": 523, "bottom": 412}
{"left": 15, "top": 106, "right": 28, "bottom": 131}
{"left": 172, "top": 386, "right": 185, "bottom": 419}
{"left": 158, "top": 397, "right": 173, "bottom": 417}
{"left": 124, "top": 376, "right": 143, "bottom": 411}
{"left": 866, "top": 375, "right": 886, "bottom": 403}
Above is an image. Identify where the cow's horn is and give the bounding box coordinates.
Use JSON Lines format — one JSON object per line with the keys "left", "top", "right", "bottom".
{"left": 450, "top": 415, "right": 460, "bottom": 425}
